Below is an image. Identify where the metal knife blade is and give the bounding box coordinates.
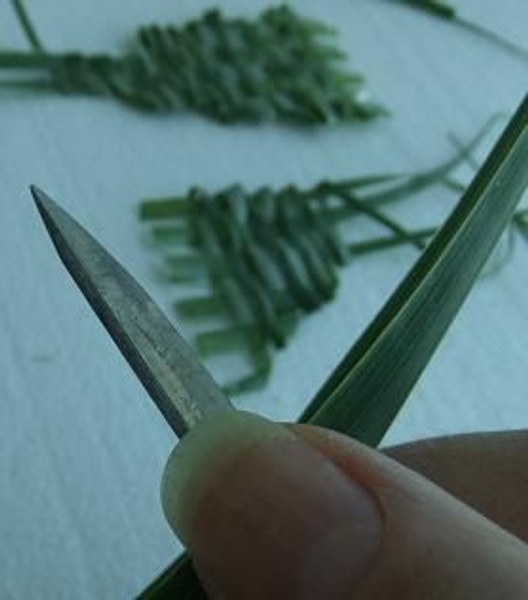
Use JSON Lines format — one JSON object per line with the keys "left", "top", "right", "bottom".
{"left": 32, "top": 185, "right": 233, "bottom": 438}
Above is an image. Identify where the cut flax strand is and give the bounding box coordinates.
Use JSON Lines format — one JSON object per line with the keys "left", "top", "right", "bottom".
{"left": 395, "top": 0, "right": 528, "bottom": 62}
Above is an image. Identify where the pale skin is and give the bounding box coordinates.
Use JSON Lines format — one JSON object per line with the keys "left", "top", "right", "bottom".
{"left": 161, "top": 413, "right": 528, "bottom": 599}
{"left": 385, "top": 430, "right": 528, "bottom": 544}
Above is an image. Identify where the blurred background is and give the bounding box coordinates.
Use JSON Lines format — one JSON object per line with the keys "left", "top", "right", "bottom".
{"left": 0, "top": 0, "right": 527, "bottom": 597}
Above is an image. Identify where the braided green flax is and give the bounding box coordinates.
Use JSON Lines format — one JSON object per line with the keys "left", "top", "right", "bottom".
{"left": 1, "top": 3, "right": 384, "bottom": 124}
{"left": 139, "top": 125, "right": 496, "bottom": 395}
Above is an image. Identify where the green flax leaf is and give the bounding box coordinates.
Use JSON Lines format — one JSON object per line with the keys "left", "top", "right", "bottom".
{"left": 137, "top": 96, "right": 528, "bottom": 600}
{"left": 301, "top": 96, "right": 528, "bottom": 442}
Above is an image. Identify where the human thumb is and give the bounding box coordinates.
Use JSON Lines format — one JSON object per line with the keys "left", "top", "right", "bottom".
{"left": 161, "top": 411, "right": 528, "bottom": 599}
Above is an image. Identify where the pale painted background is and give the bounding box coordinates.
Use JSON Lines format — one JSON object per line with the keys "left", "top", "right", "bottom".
{"left": 0, "top": 0, "right": 526, "bottom": 597}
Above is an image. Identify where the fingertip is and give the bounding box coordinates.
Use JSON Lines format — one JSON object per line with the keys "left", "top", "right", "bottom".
{"left": 161, "top": 410, "right": 294, "bottom": 543}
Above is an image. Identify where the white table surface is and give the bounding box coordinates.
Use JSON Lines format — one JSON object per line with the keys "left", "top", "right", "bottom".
{"left": 0, "top": 0, "right": 527, "bottom": 597}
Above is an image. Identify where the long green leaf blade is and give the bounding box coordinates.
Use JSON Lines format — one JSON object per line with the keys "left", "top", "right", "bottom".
{"left": 301, "top": 95, "right": 528, "bottom": 444}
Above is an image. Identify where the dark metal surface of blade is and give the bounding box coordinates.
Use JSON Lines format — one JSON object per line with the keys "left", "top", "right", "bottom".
{"left": 32, "top": 186, "right": 233, "bottom": 438}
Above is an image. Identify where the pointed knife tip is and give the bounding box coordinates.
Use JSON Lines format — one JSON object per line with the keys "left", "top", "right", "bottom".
{"left": 30, "top": 185, "right": 68, "bottom": 246}
{"left": 30, "top": 185, "right": 65, "bottom": 231}
{"left": 30, "top": 184, "right": 50, "bottom": 217}
{"left": 30, "top": 184, "right": 52, "bottom": 212}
